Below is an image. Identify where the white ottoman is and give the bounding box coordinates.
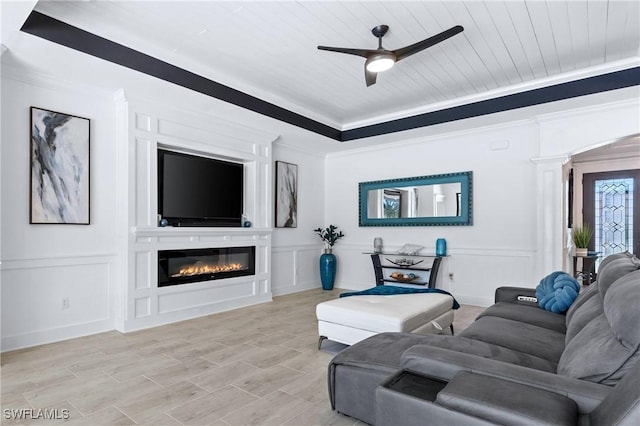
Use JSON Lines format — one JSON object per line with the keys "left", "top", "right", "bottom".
{"left": 316, "top": 293, "right": 455, "bottom": 348}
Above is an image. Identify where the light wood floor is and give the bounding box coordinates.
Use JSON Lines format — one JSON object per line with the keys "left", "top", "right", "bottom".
{"left": 1, "top": 288, "right": 485, "bottom": 425}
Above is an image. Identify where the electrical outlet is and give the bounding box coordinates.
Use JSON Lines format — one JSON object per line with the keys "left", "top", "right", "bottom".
{"left": 62, "top": 297, "right": 70, "bottom": 310}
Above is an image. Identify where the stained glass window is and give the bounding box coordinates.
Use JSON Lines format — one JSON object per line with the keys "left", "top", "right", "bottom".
{"left": 594, "top": 178, "right": 634, "bottom": 257}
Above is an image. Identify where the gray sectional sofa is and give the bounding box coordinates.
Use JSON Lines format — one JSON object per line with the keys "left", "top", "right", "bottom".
{"left": 327, "top": 252, "right": 640, "bottom": 425}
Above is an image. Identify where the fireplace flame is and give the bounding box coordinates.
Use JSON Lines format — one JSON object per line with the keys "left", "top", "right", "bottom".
{"left": 171, "top": 261, "right": 245, "bottom": 278}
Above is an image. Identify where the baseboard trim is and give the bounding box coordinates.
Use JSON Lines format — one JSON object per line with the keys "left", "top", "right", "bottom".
{"left": 272, "top": 282, "right": 319, "bottom": 297}
{"left": 1, "top": 319, "right": 114, "bottom": 353}
{"left": 116, "top": 293, "right": 274, "bottom": 333}
{"left": 455, "top": 295, "right": 493, "bottom": 308}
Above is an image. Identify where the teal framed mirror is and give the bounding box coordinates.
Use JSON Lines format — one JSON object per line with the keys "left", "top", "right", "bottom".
{"left": 359, "top": 171, "right": 473, "bottom": 226}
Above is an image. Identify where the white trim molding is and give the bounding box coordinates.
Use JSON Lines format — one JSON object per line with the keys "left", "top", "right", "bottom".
{"left": 113, "top": 91, "right": 276, "bottom": 333}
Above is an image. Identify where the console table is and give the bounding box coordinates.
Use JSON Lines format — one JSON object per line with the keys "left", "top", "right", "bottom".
{"left": 572, "top": 254, "right": 600, "bottom": 285}
{"left": 367, "top": 253, "right": 443, "bottom": 289}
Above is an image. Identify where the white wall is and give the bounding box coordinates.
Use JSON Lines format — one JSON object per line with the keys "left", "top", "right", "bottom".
{"left": 323, "top": 90, "right": 639, "bottom": 307}
{"left": 1, "top": 71, "right": 118, "bottom": 350}
{"left": 325, "top": 121, "right": 539, "bottom": 306}
{"left": 271, "top": 145, "right": 326, "bottom": 296}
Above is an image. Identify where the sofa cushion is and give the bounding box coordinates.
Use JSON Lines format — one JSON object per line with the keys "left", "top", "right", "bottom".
{"left": 536, "top": 271, "right": 580, "bottom": 314}
{"left": 459, "top": 316, "right": 566, "bottom": 363}
{"left": 565, "top": 252, "right": 639, "bottom": 343}
{"left": 597, "top": 251, "right": 635, "bottom": 274}
{"left": 605, "top": 270, "right": 640, "bottom": 348}
{"left": 477, "top": 302, "right": 566, "bottom": 333}
{"left": 402, "top": 334, "right": 558, "bottom": 372}
{"left": 597, "top": 253, "right": 640, "bottom": 297}
{"left": 558, "top": 270, "right": 640, "bottom": 385}
{"left": 565, "top": 288, "right": 603, "bottom": 344}
{"left": 565, "top": 281, "right": 599, "bottom": 328}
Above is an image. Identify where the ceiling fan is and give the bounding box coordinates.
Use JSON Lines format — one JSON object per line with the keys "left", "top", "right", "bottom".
{"left": 318, "top": 24, "right": 464, "bottom": 87}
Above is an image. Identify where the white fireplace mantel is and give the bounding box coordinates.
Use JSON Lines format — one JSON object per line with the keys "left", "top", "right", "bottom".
{"left": 114, "top": 90, "right": 277, "bottom": 333}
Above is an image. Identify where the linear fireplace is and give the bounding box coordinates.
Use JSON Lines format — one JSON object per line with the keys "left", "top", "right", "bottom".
{"left": 158, "top": 246, "right": 256, "bottom": 287}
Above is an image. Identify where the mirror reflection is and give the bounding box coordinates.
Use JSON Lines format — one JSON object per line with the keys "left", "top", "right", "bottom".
{"left": 359, "top": 171, "right": 472, "bottom": 227}
{"left": 367, "top": 183, "right": 462, "bottom": 219}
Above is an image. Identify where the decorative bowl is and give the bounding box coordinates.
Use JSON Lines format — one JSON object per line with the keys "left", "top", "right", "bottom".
{"left": 389, "top": 272, "right": 419, "bottom": 282}
{"left": 386, "top": 258, "right": 424, "bottom": 268}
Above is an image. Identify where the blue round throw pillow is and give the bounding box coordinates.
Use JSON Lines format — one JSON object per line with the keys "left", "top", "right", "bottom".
{"left": 535, "top": 271, "right": 580, "bottom": 314}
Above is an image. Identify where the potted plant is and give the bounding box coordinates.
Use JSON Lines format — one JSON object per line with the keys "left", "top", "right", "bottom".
{"left": 572, "top": 223, "right": 593, "bottom": 257}
{"left": 314, "top": 225, "right": 345, "bottom": 253}
{"left": 314, "top": 225, "right": 345, "bottom": 290}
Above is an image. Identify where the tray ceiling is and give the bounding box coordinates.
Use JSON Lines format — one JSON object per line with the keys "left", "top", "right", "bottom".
{"left": 10, "top": 1, "right": 640, "bottom": 139}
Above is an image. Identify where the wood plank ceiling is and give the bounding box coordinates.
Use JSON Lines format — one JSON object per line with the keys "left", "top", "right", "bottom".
{"left": 32, "top": 1, "right": 640, "bottom": 131}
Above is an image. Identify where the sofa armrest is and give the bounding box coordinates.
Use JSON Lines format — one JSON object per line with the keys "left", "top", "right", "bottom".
{"left": 401, "top": 344, "right": 611, "bottom": 413}
{"left": 375, "top": 377, "right": 494, "bottom": 426}
{"left": 494, "top": 286, "right": 538, "bottom": 305}
{"left": 436, "top": 371, "right": 578, "bottom": 426}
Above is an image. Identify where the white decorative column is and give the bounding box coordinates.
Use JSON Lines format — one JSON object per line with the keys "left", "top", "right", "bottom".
{"left": 113, "top": 89, "right": 129, "bottom": 332}
{"left": 531, "top": 155, "right": 570, "bottom": 277}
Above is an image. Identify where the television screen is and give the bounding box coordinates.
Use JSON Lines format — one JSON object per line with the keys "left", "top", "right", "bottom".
{"left": 158, "top": 149, "right": 243, "bottom": 226}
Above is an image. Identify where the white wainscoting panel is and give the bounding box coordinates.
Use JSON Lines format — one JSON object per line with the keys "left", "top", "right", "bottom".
{"left": 447, "top": 249, "right": 536, "bottom": 307}
{"left": 135, "top": 297, "right": 151, "bottom": 318}
{"left": 135, "top": 251, "right": 151, "bottom": 289}
{"left": 1, "top": 255, "right": 116, "bottom": 351}
{"left": 271, "top": 250, "right": 294, "bottom": 295}
{"left": 157, "top": 279, "right": 256, "bottom": 314}
{"left": 135, "top": 112, "right": 151, "bottom": 131}
{"left": 271, "top": 245, "right": 320, "bottom": 296}
{"left": 157, "top": 118, "right": 257, "bottom": 157}
{"left": 333, "top": 245, "right": 381, "bottom": 290}
{"left": 135, "top": 137, "right": 154, "bottom": 228}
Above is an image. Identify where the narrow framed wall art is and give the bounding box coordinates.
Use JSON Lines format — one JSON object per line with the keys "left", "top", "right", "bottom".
{"left": 275, "top": 161, "right": 298, "bottom": 228}
{"left": 30, "top": 107, "right": 90, "bottom": 224}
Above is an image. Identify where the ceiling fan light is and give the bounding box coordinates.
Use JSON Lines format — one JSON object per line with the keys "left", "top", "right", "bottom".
{"left": 365, "top": 54, "right": 395, "bottom": 72}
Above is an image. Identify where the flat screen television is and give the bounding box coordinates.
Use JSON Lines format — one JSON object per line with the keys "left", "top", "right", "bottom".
{"left": 158, "top": 149, "right": 243, "bottom": 227}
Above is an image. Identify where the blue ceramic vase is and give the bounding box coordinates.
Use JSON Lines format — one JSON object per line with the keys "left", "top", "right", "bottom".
{"left": 319, "top": 251, "right": 337, "bottom": 290}
{"left": 436, "top": 238, "right": 447, "bottom": 256}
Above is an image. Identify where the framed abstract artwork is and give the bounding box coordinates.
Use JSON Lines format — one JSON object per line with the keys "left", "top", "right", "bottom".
{"left": 30, "top": 107, "right": 90, "bottom": 224}
{"left": 275, "top": 161, "right": 297, "bottom": 228}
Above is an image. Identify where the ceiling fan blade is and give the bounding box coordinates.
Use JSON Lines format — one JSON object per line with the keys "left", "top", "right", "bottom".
{"left": 317, "top": 45, "right": 376, "bottom": 58}
{"left": 365, "top": 68, "right": 377, "bottom": 86}
{"left": 393, "top": 25, "right": 464, "bottom": 61}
